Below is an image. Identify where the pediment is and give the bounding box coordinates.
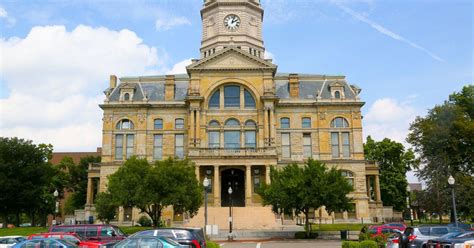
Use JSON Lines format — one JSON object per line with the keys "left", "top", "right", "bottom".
{"left": 328, "top": 81, "right": 344, "bottom": 87}
{"left": 187, "top": 47, "right": 277, "bottom": 72}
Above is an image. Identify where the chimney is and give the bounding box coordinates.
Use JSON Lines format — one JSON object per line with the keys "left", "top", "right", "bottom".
{"left": 110, "top": 75, "right": 117, "bottom": 88}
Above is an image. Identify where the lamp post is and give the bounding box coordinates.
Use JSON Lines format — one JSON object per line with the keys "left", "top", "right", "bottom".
{"left": 406, "top": 185, "right": 413, "bottom": 226}
{"left": 228, "top": 186, "right": 233, "bottom": 241}
{"left": 203, "top": 177, "right": 210, "bottom": 234}
{"left": 53, "top": 189, "right": 59, "bottom": 225}
{"left": 448, "top": 175, "right": 458, "bottom": 228}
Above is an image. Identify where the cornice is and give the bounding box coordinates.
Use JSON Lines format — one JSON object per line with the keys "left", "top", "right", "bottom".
{"left": 100, "top": 102, "right": 187, "bottom": 109}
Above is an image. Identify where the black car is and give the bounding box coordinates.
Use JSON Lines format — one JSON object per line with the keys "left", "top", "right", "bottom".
{"left": 131, "top": 228, "right": 206, "bottom": 248}
{"left": 427, "top": 231, "right": 474, "bottom": 248}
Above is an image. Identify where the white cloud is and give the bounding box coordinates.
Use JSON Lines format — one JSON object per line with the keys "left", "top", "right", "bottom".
{"left": 363, "top": 98, "right": 419, "bottom": 144}
{"left": 0, "top": 6, "right": 16, "bottom": 27}
{"left": 167, "top": 58, "right": 193, "bottom": 74}
{"left": 0, "top": 25, "right": 167, "bottom": 151}
{"left": 334, "top": 2, "right": 445, "bottom": 62}
{"left": 155, "top": 16, "right": 191, "bottom": 31}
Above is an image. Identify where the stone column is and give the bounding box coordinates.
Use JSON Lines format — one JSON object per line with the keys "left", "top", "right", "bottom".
{"left": 195, "top": 166, "right": 200, "bottom": 182}
{"left": 263, "top": 109, "right": 269, "bottom": 145}
{"left": 240, "top": 130, "right": 245, "bottom": 148}
{"left": 86, "top": 177, "right": 93, "bottom": 205}
{"left": 213, "top": 165, "right": 220, "bottom": 206}
{"left": 265, "top": 165, "right": 271, "bottom": 184}
{"left": 375, "top": 175, "right": 381, "bottom": 202}
{"left": 189, "top": 109, "right": 195, "bottom": 146}
{"left": 269, "top": 107, "right": 275, "bottom": 143}
{"left": 245, "top": 165, "right": 252, "bottom": 206}
{"left": 195, "top": 109, "right": 201, "bottom": 146}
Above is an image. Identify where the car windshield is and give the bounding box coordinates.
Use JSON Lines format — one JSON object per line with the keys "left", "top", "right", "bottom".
{"left": 160, "top": 237, "right": 181, "bottom": 246}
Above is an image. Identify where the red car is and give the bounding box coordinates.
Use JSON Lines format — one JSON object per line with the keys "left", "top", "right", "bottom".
{"left": 384, "top": 222, "right": 407, "bottom": 231}
{"left": 367, "top": 225, "right": 403, "bottom": 237}
{"left": 28, "top": 232, "right": 102, "bottom": 248}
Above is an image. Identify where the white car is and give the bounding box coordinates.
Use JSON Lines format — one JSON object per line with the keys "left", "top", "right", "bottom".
{"left": 0, "top": 236, "right": 26, "bottom": 248}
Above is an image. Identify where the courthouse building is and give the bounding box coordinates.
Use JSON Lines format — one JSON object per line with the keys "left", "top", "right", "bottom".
{"left": 84, "top": 0, "right": 384, "bottom": 229}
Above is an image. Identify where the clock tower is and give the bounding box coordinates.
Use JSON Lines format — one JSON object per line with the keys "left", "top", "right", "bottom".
{"left": 200, "top": 0, "right": 265, "bottom": 59}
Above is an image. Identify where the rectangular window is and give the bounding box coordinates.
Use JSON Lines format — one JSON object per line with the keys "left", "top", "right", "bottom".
{"left": 303, "top": 133, "right": 312, "bottom": 158}
{"left": 175, "top": 119, "right": 184, "bottom": 129}
{"left": 153, "top": 134, "right": 163, "bottom": 160}
{"left": 224, "top": 86, "right": 240, "bottom": 108}
{"left": 282, "top": 133, "right": 291, "bottom": 158}
{"left": 154, "top": 119, "right": 163, "bottom": 129}
{"left": 302, "top": 118, "right": 311, "bottom": 128}
{"left": 224, "top": 131, "right": 240, "bottom": 149}
{"left": 245, "top": 130, "right": 256, "bottom": 148}
{"left": 280, "top": 118, "right": 290, "bottom": 128}
{"left": 126, "top": 134, "right": 134, "bottom": 159}
{"left": 342, "top": 132, "right": 350, "bottom": 158}
{"left": 331, "top": 132, "right": 340, "bottom": 158}
{"left": 115, "top": 134, "right": 123, "bottom": 160}
{"left": 175, "top": 134, "right": 184, "bottom": 159}
{"left": 208, "top": 131, "right": 220, "bottom": 148}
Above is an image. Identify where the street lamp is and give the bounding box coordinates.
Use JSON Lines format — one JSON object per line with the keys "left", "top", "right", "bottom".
{"left": 53, "top": 189, "right": 59, "bottom": 225}
{"left": 228, "top": 186, "right": 233, "bottom": 241}
{"left": 203, "top": 177, "right": 210, "bottom": 234}
{"left": 448, "top": 175, "right": 458, "bottom": 228}
{"left": 406, "top": 185, "right": 413, "bottom": 226}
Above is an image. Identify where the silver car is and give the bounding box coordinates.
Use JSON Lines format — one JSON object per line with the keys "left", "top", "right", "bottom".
{"left": 401, "top": 226, "right": 464, "bottom": 248}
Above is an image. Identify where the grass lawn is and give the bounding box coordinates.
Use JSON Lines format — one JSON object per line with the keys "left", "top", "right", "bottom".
{"left": 310, "top": 223, "right": 366, "bottom": 231}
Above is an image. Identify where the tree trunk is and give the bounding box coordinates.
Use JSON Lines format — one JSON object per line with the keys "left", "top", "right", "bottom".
{"left": 15, "top": 212, "right": 20, "bottom": 227}
{"left": 2, "top": 213, "right": 7, "bottom": 228}
{"left": 31, "top": 212, "right": 36, "bottom": 227}
{"left": 305, "top": 210, "right": 310, "bottom": 238}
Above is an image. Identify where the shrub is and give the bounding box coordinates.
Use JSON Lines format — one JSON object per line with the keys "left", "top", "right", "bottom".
{"left": 360, "top": 240, "right": 378, "bottom": 248}
{"left": 137, "top": 216, "right": 152, "bottom": 227}
{"left": 294, "top": 231, "right": 318, "bottom": 239}
{"left": 206, "top": 241, "right": 220, "bottom": 248}
{"left": 359, "top": 225, "right": 370, "bottom": 241}
{"left": 342, "top": 241, "right": 361, "bottom": 248}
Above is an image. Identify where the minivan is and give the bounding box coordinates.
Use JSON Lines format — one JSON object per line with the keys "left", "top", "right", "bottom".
{"left": 49, "top": 224, "right": 126, "bottom": 243}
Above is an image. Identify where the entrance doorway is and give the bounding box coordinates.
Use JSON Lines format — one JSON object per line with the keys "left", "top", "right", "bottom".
{"left": 221, "top": 168, "right": 245, "bottom": 207}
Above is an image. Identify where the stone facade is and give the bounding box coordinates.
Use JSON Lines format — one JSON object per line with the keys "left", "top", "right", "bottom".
{"left": 85, "top": 0, "right": 384, "bottom": 228}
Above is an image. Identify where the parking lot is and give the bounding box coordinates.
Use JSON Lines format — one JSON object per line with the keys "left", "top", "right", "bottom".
{"left": 217, "top": 240, "right": 342, "bottom": 248}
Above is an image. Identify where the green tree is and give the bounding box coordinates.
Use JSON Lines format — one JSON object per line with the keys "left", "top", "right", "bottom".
{"left": 94, "top": 193, "right": 118, "bottom": 224}
{"left": 107, "top": 157, "right": 202, "bottom": 227}
{"left": 407, "top": 85, "right": 473, "bottom": 221}
{"left": 0, "top": 137, "right": 55, "bottom": 228}
{"left": 258, "top": 159, "right": 353, "bottom": 237}
{"left": 364, "top": 136, "right": 418, "bottom": 211}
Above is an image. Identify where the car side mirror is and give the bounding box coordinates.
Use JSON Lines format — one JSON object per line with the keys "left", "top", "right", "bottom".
{"left": 111, "top": 231, "right": 116, "bottom": 237}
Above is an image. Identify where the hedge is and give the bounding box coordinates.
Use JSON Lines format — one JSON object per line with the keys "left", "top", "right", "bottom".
{"left": 342, "top": 240, "right": 377, "bottom": 248}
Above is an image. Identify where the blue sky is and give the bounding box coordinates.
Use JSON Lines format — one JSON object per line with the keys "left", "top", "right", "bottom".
{"left": 0, "top": 0, "right": 472, "bottom": 182}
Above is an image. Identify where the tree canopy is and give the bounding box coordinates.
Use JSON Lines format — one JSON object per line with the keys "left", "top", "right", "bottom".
{"left": 364, "top": 136, "right": 418, "bottom": 211}
{"left": 407, "top": 85, "right": 473, "bottom": 220}
{"left": 258, "top": 159, "right": 353, "bottom": 237}
{"left": 106, "top": 157, "right": 202, "bottom": 227}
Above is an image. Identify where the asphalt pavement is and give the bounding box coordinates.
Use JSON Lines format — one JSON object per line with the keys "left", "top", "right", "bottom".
{"left": 217, "top": 240, "right": 342, "bottom": 248}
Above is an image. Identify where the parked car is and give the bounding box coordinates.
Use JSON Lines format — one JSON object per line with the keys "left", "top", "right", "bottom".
{"left": 0, "top": 236, "right": 26, "bottom": 248}
{"left": 399, "top": 226, "right": 464, "bottom": 248}
{"left": 367, "top": 225, "right": 402, "bottom": 237}
{"left": 113, "top": 236, "right": 187, "bottom": 248}
{"left": 427, "top": 231, "right": 474, "bottom": 248}
{"left": 28, "top": 232, "right": 103, "bottom": 247}
{"left": 131, "top": 228, "right": 206, "bottom": 248}
{"left": 385, "top": 223, "right": 408, "bottom": 231}
{"left": 12, "top": 238, "right": 77, "bottom": 248}
{"left": 447, "top": 223, "right": 473, "bottom": 231}
{"left": 49, "top": 224, "right": 126, "bottom": 243}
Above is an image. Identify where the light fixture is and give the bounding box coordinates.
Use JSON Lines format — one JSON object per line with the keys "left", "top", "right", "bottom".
{"left": 203, "top": 177, "right": 210, "bottom": 188}
{"left": 228, "top": 186, "right": 233, "bottom": 195}
{"left": 448, "top": 175, "right": 455, "bottom": 185}
{"left": 53, "top": 189, "right": 59, "bottom": 197}
{"left": 254, "top": 168, "right": 260, "bottom": 175}
{"left": 206, "top": 169, "right": 212, "bottom": 175}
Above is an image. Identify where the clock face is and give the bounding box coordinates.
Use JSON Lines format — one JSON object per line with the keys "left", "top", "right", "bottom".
{"left": 224, "top": 14, "right": 240, "bottom": 30}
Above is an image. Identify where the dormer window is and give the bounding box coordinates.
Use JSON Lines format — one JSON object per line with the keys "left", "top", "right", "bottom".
{"left": 329, "top": 81, "right": 346, "bottom": 99}
{"left": 334, "top": 91, "right": 341, "bottom": 99}
{"left": 124, "top": 93, "right": 130, "bottom": 101}
{"left": 119, "top": 84, "right": 135, "bottom": 102}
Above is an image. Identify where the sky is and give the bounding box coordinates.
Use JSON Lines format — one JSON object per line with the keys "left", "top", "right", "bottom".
{"left": 0, "top": 0, "right": 472, "bottom": 183}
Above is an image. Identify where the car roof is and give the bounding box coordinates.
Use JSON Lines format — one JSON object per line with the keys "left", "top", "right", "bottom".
{"left": 0, "top": 236, "right": 23, "bottom": 238}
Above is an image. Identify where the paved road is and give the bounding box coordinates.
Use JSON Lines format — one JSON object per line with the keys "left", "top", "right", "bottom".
{"left": 217, "top": 240, "right": 342, "bottom": 248}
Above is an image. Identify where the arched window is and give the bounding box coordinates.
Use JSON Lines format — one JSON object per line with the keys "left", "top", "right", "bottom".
{"left": 334, "top": 91, "right": 341, "bottom": 99}
{"left": 331, "top": 117, "right": 349, "bottom": 128}
{"left": 245, "top": 120, "right": 257, "bottom": 148}
{"left": 224, "top": 86, "right": 240, "bottom": 108}
{"left": 341, "top": 170, "right": 354, "bottom": 188}
{"left": 244, "top": 89, "right": 256, "bottom": 108}
{"left": 280, "top": 117, "right": 290, "bottom": 128}
{"left": 209, "top": 120, "right": 220, "bottom": 127}
{"left": 124, "top": 93, "right": 130, "bottom": 101}
{"left": 175, "top": 118, "right": 184, "bottom": 129}
{"left": 209, "top": 90, "right": 220, "bottom": 108}
{"left": 224, "top": 118, "right": 240, "bottom": 149}
{"left": 116, "top": 119, "right": 134, "bottom": 130}
{"left": 302, "top": 117, "right": 311, "bottom": 128}
{"left": 225, "top": 118, "right": 240, "bottom": 126}
{"left": 154, "top": 119, "right": 163, "bottom": 129}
